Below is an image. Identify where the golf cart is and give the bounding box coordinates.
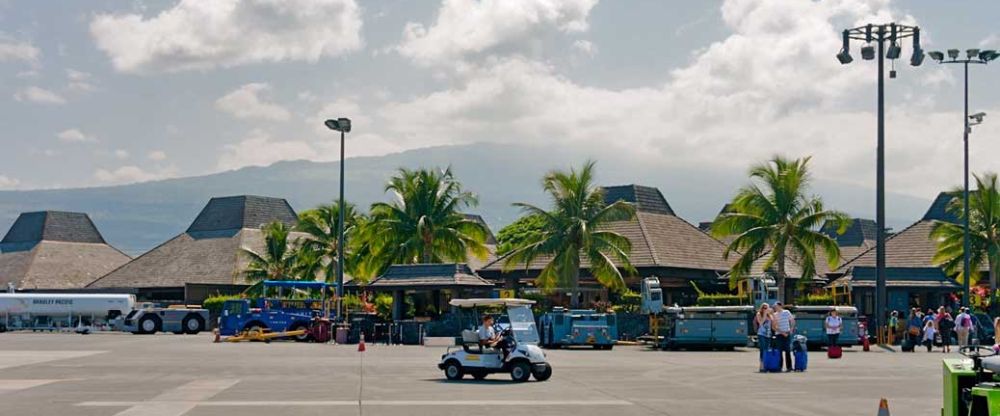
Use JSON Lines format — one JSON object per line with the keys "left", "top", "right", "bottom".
{"left": 943, "top": 345, "right": 1000, "bottom": 416}
{"left": 438, "top": 298, "right": 552, "bottom": 382}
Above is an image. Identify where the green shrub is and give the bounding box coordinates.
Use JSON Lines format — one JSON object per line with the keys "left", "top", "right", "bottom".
{"left": 612, "top": 290, "right": 642, "bottom": 313}
{"left": 342, "top": 294, "right": 363, "bottom": 312}
{"left": 373, "top": 293, "right": 394, "bottom": 320}
{"left": 795, "top": 294, "right": 835, "bottom": 306}
{"left": 202, "top": 294, "right": 242, "bottom": 314}
{"left": 695, "top": 294, "right": 745, "bottom": 306}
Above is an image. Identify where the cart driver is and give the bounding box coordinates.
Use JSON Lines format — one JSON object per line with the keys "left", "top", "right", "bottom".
{"left": 478, "top": 315, "right": 502, "bottom": 347}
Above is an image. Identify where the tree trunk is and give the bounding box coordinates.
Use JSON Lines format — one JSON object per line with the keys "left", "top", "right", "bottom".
{"left": 776, "top": 251, "right": 787, "bottom": 304}
{"left": 422, "top": 232, "right": 433, "bottom": 264}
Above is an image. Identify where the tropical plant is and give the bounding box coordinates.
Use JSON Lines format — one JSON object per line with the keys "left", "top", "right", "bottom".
{"left": 373, "top": 293, "right": 395, "bottom": 320}
{"left": 363, "top": 167, "right": 490, "bottom": 271}
{"left": 496, "top": 214, "right": 546, "bottom": 256}
{"left": 202, "top": 294, "right": 242, "bottom": 314}
{"left": 296, "top": 201, "right": 363, "bottom": 282}
{"left": 710, "top": 156, "right": 850, "bottom": 303}
{"left": 931, "top": 173, "right": 1000, "bottom": 308}
{"left": 502, "top": 161, "right": 636, "bottom": 308}
{"left": 241, "top": 221, "right": 300, "bottom": 293}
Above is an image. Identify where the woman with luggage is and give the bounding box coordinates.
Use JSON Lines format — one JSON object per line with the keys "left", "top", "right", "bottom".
{"left": 755, "top": 303, "right": 774, "bottom": 372}
{"left": 904, "top": 309, "right": 922, "bottom": 352}
{"left": 935, "top": 306, "right": 954, "bottom": 353}
{"left": 824, "top": 309, "right": 843, "bottom": 348}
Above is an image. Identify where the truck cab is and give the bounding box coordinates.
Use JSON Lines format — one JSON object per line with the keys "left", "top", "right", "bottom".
{"left": 217, "top": 281, "right": 335, "bottom": 339}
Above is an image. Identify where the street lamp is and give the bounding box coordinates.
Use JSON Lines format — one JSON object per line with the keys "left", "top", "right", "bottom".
{"left": 324, "top": 117, "right": 351, "bottom": 318}
{"left": 837, "top": 23, "right": 923, "bottom": 334}
{"left": 928, "top": 49, "right": 997, "bottom": 309}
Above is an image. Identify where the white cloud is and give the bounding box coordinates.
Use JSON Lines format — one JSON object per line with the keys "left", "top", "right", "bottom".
{"left": 0, "top": 175, "right": 20, "bottom": 189}
{"left": 56, "top": 129, "right": 97, "bottom": 143}
{"left": 572, "top": 39, "right": 596, "bottom": 57}
{"left": 13, "top": 86, "right": 67, "bottom": 105}
{"left": 215, "top": 83, "right": 291, "bottom": 121}
{"left": 398, "top": 0, "right": 598, "bottom": 66}
{"left": 114, "top": 149, "right": 130, "bottom": 159}
{"left": 980, "top": 33, "right": 999, "bottom": 48}
{"left": 0, "top": 35, "right": 40, "bottom": 63}
{"left": 148, "top": 150, "right": 167, "bottom": 161}
{"left": 94, "top": 165, "right": 177, "bottom": 184}
{"left": 66, "top": 69, "right": 98, "bottom": 92}
{"left": 217, "top": 129, "right": 316, "bottom": 171}
{"left": 90, "top": 0, "right": 364, "bottom": 73}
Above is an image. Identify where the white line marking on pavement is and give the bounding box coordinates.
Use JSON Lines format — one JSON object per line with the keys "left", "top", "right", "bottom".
{"left": 78, "top": 399, "right": 633, "bottom": 407}
{"left": 0, "top": 351, "right": 106, "bottom": 370}
{"left": 106, "top": 379, "right": 240, "bottom": 416}
{"left": 0, "top": 379, "right": 62, "bottom": 394}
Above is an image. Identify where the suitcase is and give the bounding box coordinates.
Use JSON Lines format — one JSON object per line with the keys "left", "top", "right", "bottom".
{"left": 764, "top": 349, "right": 782, "bottom": 372}
{"left": 901, "top": 339, "right": 915, "bottom": 352}
{"left": 827, "top": 345, "right": 843, "bottom": 359}
{"left": 794, "top": 350, "right": 808, "bottom": 372}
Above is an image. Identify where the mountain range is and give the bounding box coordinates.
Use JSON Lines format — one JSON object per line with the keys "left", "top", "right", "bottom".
{"left": 0, "top": 143, "right": 933, "bottom": 256}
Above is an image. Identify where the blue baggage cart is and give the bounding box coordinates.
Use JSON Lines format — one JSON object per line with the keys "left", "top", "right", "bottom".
{"left": 540, "top": 307, "right": 617, "bottom": 349}
{"left": 661, "top": 306, "right": 753, "bottom": 350}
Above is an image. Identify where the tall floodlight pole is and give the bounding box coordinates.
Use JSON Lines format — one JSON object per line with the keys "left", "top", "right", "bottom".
{"left": 927, "top": 48, "right": 998, "bottom": 308}
{"left": 837, "top": 23, "right": 924, "bottom": 333}
{"left": 325, "top": 117, "right": 352, "bottom": 319}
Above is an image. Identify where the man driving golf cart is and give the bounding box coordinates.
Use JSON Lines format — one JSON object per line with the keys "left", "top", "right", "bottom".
{"left": 438, "top": 298, "right": 552, "bottom": 382}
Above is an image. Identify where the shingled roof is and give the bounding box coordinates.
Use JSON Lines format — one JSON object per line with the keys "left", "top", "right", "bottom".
{"left": 827, "top": 266, "right": 960, "bottom": 289}
{"left": 367, "top": 263, "right": 494, "bottom": 289}
{"left": 89, "top": 195, "right": 302, "bottom": 289}
{"left": 480, "top": 185, "right": 731, "bottom": 273}
{"left": 0, "top": 211, "right": 130, "bottom": 289}
{"left": 836, "top": 220, "right": 938, "bottom": 270}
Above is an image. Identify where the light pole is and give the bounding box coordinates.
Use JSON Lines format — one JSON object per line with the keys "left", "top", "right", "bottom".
{"left": 927, "top": 49, "right": 998, "bottom": 308}
{"left": 837, "top": 23, "right": 924, "bottom": 333}
{"left": 324, "top": 117, "right": 351, "bottom": 318}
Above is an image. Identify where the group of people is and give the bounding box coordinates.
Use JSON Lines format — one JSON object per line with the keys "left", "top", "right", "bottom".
{"left": 902, "top": 306, "right": 977, "bottom": 352}
{"left": 753, "top": 302, "right": 843, "bottom": 372}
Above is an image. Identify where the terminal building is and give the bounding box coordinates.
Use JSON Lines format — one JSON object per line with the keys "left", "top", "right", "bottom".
{"left": 0, "top": 211, "right": 131, "bottom": 290}
{"left": 88, "top": 195, "right": 304, "bottom": 303}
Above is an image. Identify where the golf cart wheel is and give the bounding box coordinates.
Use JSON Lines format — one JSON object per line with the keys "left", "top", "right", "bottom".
{"left": 510, "top": 361, "right": 531, "bottom": 382}
{"left": 472, "top": 372, "right": 487, "bottom": 380}
{"left": 532, "top": 364, "right": 552, "bottom": 382}
{"left": 444, "top": 361, "right": 464, "bottom": 380}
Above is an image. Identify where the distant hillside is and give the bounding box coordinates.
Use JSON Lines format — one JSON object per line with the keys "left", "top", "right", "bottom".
{"left": 0, "top": 143, "right": 932, "bottom": 256}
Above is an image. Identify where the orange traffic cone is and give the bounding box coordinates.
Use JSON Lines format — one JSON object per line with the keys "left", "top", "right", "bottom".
{"left": 877, "top": 398, "right": 890, "bottom": 416}
{"left": 358, "top": 333, "right": 366, "bottom": 352}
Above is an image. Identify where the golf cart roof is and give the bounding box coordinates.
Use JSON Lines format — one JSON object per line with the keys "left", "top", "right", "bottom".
{"left": 448, "top": 298, "right": 536, "bottom": 308}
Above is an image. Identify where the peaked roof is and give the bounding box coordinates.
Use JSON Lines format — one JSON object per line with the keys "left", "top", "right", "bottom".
{"left": 89, "top": 195, "right": 301, "bottom": 289}
{"left": 463, "top": 214, "right": 497, "bottom": 245}
{"left": 187, "top": 195, "right": 297, "bottom": 233}
{"left": 922, "top": 192, "right": 960, "bottom": 223}
{"left": 823, "top": 218, "right": 877, "bottom": 247}
{"left": 367, "top": 263, "right": 494, "bottom": 289}
{"left": 0, "top": 211, "right": 130, "bottom": 289}
{"left": 837, "top": 220, "right": 939, "bottom": 271}
{"left": 1, "top": 211, "right": 106, "bottom": 248}
{"left": 603, "top": 185, "right": 675, "bottom": 215}
{"left": 481, "top": 186, "right": 731, "bottom": 273}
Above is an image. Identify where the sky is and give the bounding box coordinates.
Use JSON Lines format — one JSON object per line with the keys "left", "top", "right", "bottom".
{"left": 1, "top": 0, "right": 1000, "bottom": 202}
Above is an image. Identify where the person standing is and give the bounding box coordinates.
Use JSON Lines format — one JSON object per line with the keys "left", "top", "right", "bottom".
{"left": 824, "top": 309, "right": 843, "bottom": 348}
{"left": 772, "top": 302, "right": 795, "bottom": 372}
{"left": 935, "top": 306, "right": 954, "bottom": 353}
{"left": 754, "top": 303, "right": 774, "bottom": 372}
{"left": 888, "top": 310, "right": 899, "bottom": 345}
{"left": 905, "top": 309, "right": 922, "bottom": 351}
{"left": 922, "top": 320, "right": 938, "bottom": 352}
{"left": 955, "top": 307, "right": 972, "bottom": 347}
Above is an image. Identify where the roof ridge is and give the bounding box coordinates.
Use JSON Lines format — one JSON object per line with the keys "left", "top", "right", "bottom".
{"left": 87, "top": 233, "right": 186, "bottom": 287}
{"left": 834, "top": 219, "right": 927, "bottom": 272}
{"left": 634, "top": 211, "right": 660, "bottom": 265}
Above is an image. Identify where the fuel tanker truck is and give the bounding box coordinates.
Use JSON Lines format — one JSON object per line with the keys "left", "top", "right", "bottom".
{"left": 0, "top": 293, "right": 208, "bottom": 334}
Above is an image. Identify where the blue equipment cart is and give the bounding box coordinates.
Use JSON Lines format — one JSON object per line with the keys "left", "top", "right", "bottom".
{"left": 789, "top": 305, "right": 859, "bottom": 348}
{"left": 540, "top": 307, "right": 617, "bottom": 349}
{"left": 661, "top": 306, "right": 753, "bottom": 350}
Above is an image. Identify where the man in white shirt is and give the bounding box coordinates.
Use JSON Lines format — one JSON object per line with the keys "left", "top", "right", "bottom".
{"left": 477, "top": 315, "right": 501, "bottom": 347}
{"left": 955, "top": 307, "right": 972, "bottom": 347}
{"left": 773, "top": 302, "right": 796, "bottom": 372}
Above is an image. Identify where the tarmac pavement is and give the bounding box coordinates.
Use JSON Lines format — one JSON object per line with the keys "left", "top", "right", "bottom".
{"left": 0, "top": 332, "right": 947, "bottom": 415}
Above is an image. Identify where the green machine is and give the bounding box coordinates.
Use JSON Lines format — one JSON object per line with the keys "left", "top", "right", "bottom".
{"left": 943, "top": 346, "right": 1000, "bottom": 416}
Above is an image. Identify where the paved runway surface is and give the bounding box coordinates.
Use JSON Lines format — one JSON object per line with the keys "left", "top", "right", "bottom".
{"left": 0, "top": 333, "right": 945, "bottom": 415}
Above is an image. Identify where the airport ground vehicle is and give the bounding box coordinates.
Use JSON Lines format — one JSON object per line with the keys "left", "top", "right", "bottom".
{"left": 539, "top": 307, "right": 617, "bottom": 349}
{"left": 437, "top": 298, "right": 551, "bottom": 382}
{"left": 791, "top": 305, "right": 859, "bottom": 348}
{"left": 0, "top": 293, "right": 135, "bottom": 330}
{"left": 942, "top": 345, "right": 1000, "bottom": 416}
{"left": 642, "top": 277, "right": 753, "bottom": 349}
{"left": 122, "top": 303, "right": 209, "bottom": 334}
{"left": 218, "top": 280, "right": 334, "bottom": 342}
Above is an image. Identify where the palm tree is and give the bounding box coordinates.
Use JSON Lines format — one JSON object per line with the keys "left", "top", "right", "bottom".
{"left": 365, "top": 167, "right": 490, "bottom": 270}
{"left": 710, "top": 156, "right": 849, "bottom": 303}
{"left": 242, "top": 221, "right": 300, "bottom": 294}
{"left": 502, "top": 161, "right": 636, "bottom": 308}
{"left": 296, "top": 201, "right": 362, "bottom": 283}
{"left": 931, "top": 173, "right": 1000, "bottom": 309}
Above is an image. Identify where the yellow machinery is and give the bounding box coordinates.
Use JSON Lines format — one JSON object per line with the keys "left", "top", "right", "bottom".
{"left": 223, "top": 328, "right": 309, "bottom": 343}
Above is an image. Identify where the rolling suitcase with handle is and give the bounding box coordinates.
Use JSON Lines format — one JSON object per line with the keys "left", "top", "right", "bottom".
{"left": 827, "top": 345, "right": 842, "bottom": 359}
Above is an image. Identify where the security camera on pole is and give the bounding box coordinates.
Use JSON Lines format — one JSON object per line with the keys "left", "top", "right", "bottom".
{"left": 837, "top": 23, "right": 924, "bottom": 334}
{"left": 926, "top": 48, "right": 998, "bottom": 310}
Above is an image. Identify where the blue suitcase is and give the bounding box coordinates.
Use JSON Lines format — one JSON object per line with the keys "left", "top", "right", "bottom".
{"left": 764, "top": 349, "right": 782, "bottom": 372}
{"left": 794, "top": 350, "right": 808, "bottom": 372}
